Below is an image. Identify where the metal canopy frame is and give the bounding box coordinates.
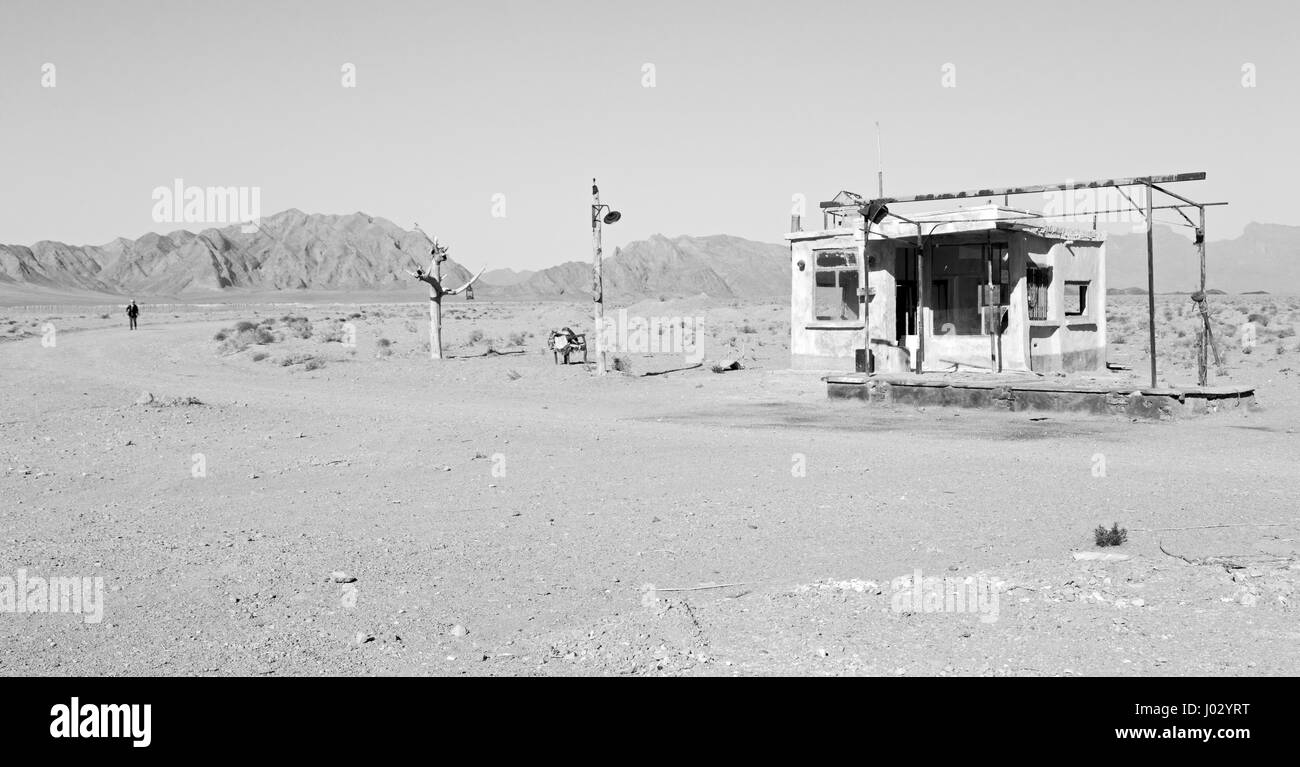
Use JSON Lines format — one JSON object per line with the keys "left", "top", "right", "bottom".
{"left": 820, "top": 172, "right": 1225, "bottom": 387}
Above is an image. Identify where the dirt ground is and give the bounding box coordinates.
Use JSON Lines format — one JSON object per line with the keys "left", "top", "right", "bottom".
{"left": 1, "top": 294, "right": 1297, "bottom": 676}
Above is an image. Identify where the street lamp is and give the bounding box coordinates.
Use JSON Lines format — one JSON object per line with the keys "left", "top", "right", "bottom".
{"left": 591, "top": 178, "right": 622, "bottom": 375}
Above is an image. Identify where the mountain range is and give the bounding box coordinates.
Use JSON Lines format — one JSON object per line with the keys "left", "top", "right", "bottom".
{"left": 0, "top": 210, "right": 474, "bottom": 298}
{"left": 2, "top": 210, "right": 1297, "bottom": 301}
{"left": 1105, "top": 223, "right": 1300, "bottom": 294}
{"left": 0, "top": 211, "right": 788, "bottom": 301}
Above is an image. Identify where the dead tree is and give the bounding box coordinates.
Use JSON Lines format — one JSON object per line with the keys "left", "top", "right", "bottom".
{"left": 405, "top": 234, "right": 484, "bottom": 360}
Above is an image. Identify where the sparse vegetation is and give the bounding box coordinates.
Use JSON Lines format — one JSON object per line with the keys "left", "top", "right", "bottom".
{"left": 1094, "top": 522, "right": 1128, "bottom": 547}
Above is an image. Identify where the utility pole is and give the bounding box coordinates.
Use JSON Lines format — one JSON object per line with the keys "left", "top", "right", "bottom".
{"left": 592, "top": 179, "right": 607, "bottom": 375}
{"left": 1144, "top": 183, "right": 1158, "bottom": 389}
{"left": 1197, "top": 206, "right": 1208, "bottom": 386}
{"left": 590, "top": 179, "right": 623, "bottom": 376}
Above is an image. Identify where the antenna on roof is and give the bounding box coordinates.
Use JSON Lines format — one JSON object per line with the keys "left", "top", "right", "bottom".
{"left": 875, "top": 122, "right": 884, "bottom": 198}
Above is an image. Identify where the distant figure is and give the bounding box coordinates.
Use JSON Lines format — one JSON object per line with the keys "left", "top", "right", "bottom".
{"left": 126, "top": 300, "right": 139, "bottom": 330}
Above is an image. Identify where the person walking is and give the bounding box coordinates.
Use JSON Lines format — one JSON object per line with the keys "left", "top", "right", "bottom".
{"left": 126, "top": 300, "right": 139, "bottom": 330}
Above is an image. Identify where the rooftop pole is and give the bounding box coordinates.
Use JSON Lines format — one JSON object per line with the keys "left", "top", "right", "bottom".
{"left": 875, "top": 122, "right": 884, "bottom": 198}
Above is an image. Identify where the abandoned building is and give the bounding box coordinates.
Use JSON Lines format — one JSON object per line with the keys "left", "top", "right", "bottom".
{"left": 788, "top": 195, "right": 1107, "bottom": 374}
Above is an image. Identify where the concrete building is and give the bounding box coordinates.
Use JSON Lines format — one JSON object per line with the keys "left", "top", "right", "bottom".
{"left": 788, "top": 196, "right": 1107, "bottom": 374}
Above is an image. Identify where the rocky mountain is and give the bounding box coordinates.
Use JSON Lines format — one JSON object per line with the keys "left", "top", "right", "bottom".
{"left": 0, "top": 221, "right": 789, "bottom": 301}
{"left": 479, "top": 234, "right": 789, "bottom": 300}
{"left": 1106, "top": 223, "right": 1300, "bottom": 294}
{"left": 20, "top": 210, "right": 1294, "bottom": 300}
{"left": 479, "top": 268, "right": 535, "bottom": 286}
{"left": 0, "top": 210, "right": 473, "bottom": 297}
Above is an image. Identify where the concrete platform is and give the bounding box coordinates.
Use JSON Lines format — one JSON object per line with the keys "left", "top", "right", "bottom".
{"left": 825, "top": 372, "right": 1256, "bottom": 419}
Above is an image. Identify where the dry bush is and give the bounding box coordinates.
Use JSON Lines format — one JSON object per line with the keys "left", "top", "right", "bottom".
{"left": 316, "top": 320, "right": 347, "bottom": 343}
{"left": 284, "top": 316, "right": 313, "bottom": 339}
{"left": 1094, "top": 523, "right": 1128, "bottom": 547}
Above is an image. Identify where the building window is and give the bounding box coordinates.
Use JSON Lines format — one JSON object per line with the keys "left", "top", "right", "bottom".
{"left": 813, "top": 249, "right": 860, "bottom": 322}
{"left": 1065, "top": 281, "right": 1088, "bottom": 317}
{"left": 930, "top": 244, "right": 1005, "bottom": 335}
{"left": 1027, "top": 265, "right": 1052, "bottom": 321}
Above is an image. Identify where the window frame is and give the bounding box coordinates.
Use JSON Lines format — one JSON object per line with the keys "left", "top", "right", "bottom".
{"left": 810, "top": 247, "right": 862, "bottom": 326}
{"left": 1064, "top": 280, "right": 1090, "bottom": 319}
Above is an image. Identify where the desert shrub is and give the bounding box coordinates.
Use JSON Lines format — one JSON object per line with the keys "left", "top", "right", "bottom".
{"left": 1278, "top": 327, "right": 1296, "bottom": 338}
{"left": 234, "top": 321, "right": 257, "bottom": 332}
{"left": 612, "top": 355, "right": 632, "bottom": 373}
{"left": 509, "top": 331, "right": 527, "bottom": 346}
{"left": 376, "top": 338, "right": 393, "bottom": 358}
{"left": 467, "top": 329, "right": 485, "bottom": 344}
{"left": 317, "top": 321, "right": 346, "bottom": 343}
{"left": 285, "top": 317, "right": 313, "bottom": 339}
{"left": 1093, "top": 523, "right": 1128, "bottom": 547}
{"left": 214, "top": 330, "right": 228, "bottom": 341}
{"left": 251, "top": 351, "right": 269, "bottom": 362}
{"left": 740, "top": 323, "right": 757, "bottom": 334}
{"left": 348, "top": 312, "right": 362, "bottom": 319}
{"left": 218, "top": 330, "right": 260, "bottom": 355}
{"left": 1248, "top": 312, "right": 1270, "bottom": 327}
{"left": 279, "top": 353, "right": 325, "bottom": 369}
{"left": 253, "top": 327, "right": 275, "bottom": 344}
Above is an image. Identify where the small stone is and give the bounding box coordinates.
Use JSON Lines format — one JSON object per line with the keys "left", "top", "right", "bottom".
{"left": 330, "top": 571, "right": 357, "bottom": 584}
{"left": 448, "top": 624, "right": 468, "bottom": 637}
{"left": 355, "top": 632, "right": 374, "bottom": 645}
{"left": 134, "top": 391, "right": 154, "bottom": 406}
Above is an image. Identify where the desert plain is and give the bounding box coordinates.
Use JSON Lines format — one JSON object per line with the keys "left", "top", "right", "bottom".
{"left": 1, "top": 292, "right": 1297, "bottom": 676}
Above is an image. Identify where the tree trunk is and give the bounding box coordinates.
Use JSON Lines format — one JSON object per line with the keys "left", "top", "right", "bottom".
{"left": 429, "top": 258, "right": 443, "bottom": 360}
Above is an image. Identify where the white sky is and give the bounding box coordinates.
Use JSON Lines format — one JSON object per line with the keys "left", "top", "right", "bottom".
{"left": 2, "top": 0, "right": 1295, "bottom": 269}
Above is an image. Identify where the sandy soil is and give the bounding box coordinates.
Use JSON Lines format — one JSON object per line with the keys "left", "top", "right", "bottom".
{"left": 1, "top": 295, "right": 1297, "bottom": 676}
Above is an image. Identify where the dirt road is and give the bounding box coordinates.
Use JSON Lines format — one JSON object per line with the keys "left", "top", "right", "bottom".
{"left": 2, "top": 310, "right": 1297, "bottom": 675}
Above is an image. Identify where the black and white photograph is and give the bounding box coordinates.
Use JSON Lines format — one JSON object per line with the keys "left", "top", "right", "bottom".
{"left": 0, "top": 0, "right": 1292, "bottom": 750}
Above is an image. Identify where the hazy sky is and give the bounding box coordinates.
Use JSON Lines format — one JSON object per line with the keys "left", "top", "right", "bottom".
{"left": 2, "top": 0, "right": 1296, "bottom": 270}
